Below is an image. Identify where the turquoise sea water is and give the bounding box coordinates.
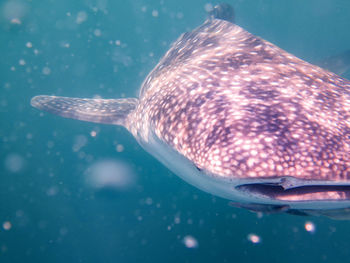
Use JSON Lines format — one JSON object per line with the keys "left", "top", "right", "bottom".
{"left": 1, "top": 1, "right": 350, "bottom": 262}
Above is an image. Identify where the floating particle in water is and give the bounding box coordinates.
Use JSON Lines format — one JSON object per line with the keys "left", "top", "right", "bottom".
{"left": 47, "top": 140, "right": 54, "bottom": 149}
{"left": 116, "top": 144, "right": 124, "bottom": 152}
{"left": 72, "top": 134, "right": 88, "bottom": 152}
{"left": 16, "top": 210, "right": 24, "bottom": 218}
{"left": 3, "top": 221, "right": 12, "bottom": 231}
{"left": 183, "top": 235, "right": 198, "bottom": 248}
{"left": 94, "top": 29, "right": 101, "bottom": 37}
{"left": 1, "top": 245, "right": 8, "bottom": 253}
{"left": 46, "top": 186, "right": 59, "bottom": 196}
{"left": 19, "top": 59, "right": 25, "bottom": 66}
{"left": 2, "top": 0, "right": 28, "bottom": 23}
{"left": 174, "top": 216, "right": 180, "bottom": 224}
{"left": 59, "top": 41, "right": 70, "bottom": 48}
{"left": 304, "top": 221, "right": 316, "bottom": 233}
{"left": 10, "top": 18, "right": 21, "bottom": 24}
{"left": 152, "top": 10, "right": 159, "bottom": 17}
{"left": 176, "top": 12, "right": 184, "bottom": 19}
{"left": 111, "top": 48, "right": 133, "bottom": 67}
{"left": 4, "top": 82, "right": 11, "bottom": 89}
{"left": 85, "top": 159, "right": 137, "bottom": 192}
{"left": 90, "top": 130, "right": 97, "bottom": 137}
{"left": 26, "top": 42, "right": 32, "bottom": 48}
{"left": 59, "top": 227, "right": 68, "bottom": 236}
{"left": 42, "top": 67, "right": 51, "bottom": 75}
{"left": 38, "top": 220, "right": 47, "bottom": 229}
{"left": 145, "top": 197, "right": 153, "bottom": 205}
{"left": 76, "top": 11, "right": 88, "bottom": 24}
{"left": 247, "top": 233, "right": 261, "bottom": 244}
{"left": 204, "top": 3, "right": 213, "bottom": 12}
{"left": 88, "top": 0, "right": 108, "bottom": 13}
{"left": 4, "top": 153, "right": 24, "bottom": 173}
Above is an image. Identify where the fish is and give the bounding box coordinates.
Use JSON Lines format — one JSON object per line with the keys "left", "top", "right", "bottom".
{"left": 31, "top": 4, "right": 350, "bottom": 219}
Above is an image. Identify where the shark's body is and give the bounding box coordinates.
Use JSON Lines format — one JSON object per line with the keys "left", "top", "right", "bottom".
{"left": 31, "top": 5, "right": 350, "bottom": 219}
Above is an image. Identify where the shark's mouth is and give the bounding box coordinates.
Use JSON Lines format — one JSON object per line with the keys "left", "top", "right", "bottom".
{"left": 236, "top": 184, "right": 350, "bottom": 202}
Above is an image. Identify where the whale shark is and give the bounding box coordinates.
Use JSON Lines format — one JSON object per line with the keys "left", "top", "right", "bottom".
{"left": 31, "top": 4, "right": 350, "bottom": 219}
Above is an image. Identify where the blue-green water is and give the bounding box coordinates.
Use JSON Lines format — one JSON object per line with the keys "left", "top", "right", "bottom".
{"left": 1, "top": 1, "right": 350, "bottom": 262}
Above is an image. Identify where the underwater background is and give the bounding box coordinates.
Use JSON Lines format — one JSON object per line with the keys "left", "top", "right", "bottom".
{"left": 1, "top": 0, "right": 350, "bottom": 262}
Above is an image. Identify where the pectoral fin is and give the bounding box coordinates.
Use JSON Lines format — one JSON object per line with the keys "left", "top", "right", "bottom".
{"left": 31, "top": 95, "right": 138, "bottom": 126}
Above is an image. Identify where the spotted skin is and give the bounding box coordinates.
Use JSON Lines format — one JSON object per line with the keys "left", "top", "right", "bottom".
{"left": 128, "top": 19, "right": 350, "bottom": 182}
{"left": 31, "top": 16, "right": 350, "bottom": 219}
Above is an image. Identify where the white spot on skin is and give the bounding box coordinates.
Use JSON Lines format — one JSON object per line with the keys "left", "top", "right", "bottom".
{"left": 260, "top": 75, "right": 270, "bottom": 80}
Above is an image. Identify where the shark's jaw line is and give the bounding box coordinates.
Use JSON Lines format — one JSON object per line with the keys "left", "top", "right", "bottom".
{"left": 138, "top": 129, "right": 350, "bottom": 211}
{"left": 236, "top": 184, "right": 350, "bottom": 204}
